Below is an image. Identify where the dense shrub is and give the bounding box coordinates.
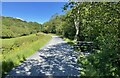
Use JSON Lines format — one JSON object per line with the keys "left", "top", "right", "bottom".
{"left": 74, "top": 2, "right": 120, "bottom": 77}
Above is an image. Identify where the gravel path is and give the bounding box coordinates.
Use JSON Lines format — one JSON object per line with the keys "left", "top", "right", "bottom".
{"left": 6, "top": 36, "right": 80, "bottom": 77}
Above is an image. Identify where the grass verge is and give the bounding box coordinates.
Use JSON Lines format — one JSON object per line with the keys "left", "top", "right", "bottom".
{"left": 1, "top": 33, "right": 52, "bottom": 75}
{"left": 63, "top": 37, "right": 75, "bottom": 45}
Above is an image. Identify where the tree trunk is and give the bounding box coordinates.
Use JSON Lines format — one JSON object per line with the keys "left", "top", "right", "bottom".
{"left": 74, "top": 19, "right": 79, "bottom": 41}
{"left": 74, "top": 10, "right": 80, "bottom": 41}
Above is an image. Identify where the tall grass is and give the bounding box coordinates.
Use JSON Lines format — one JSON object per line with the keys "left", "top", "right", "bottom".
{"left": 1, "top": 33, "right": 52, "bottom": 75}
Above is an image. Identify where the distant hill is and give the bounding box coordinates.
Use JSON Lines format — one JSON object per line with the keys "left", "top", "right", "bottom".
{"left": 1, "top": 16, "right": 43, "bottom": 38}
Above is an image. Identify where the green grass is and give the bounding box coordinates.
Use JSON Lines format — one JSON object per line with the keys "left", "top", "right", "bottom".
{"left": 63, "top": 37, "right": 75, "bottom": 45}
{"left": 1, "top": 33, "right": 52, "bottom": 75}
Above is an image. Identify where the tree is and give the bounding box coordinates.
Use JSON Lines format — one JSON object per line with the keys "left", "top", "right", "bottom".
{"left": 63, "top": 2, "right": 82, "bottom": 41}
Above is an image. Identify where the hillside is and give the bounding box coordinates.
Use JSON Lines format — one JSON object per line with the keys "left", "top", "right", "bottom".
{"left": 2, "top": 16, "right": 43, "bottom": 38}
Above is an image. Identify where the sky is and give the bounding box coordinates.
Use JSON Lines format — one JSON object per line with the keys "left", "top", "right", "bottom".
{"left": 2, "top": 2, "right": 66, "bottom": 24}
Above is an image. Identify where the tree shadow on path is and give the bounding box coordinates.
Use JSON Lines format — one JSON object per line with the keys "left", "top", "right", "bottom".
{"left": 6, "top": 43, "right": 80, "bottom": 78}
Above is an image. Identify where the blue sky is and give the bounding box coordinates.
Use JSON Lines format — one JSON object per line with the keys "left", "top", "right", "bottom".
{"left": 2, "top": 2, "right": 66, "bottom": 24}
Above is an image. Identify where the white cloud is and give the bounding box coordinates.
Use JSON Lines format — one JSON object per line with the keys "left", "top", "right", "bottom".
{"left": 15, "top": 17, "right": 24, "bottom": 21}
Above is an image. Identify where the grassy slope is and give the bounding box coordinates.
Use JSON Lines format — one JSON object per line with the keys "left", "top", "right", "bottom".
{"left": 2, "top": 16, "right": 42, "bottom": 38}
{"left": 1, "top": 33, "right": 52, "bottom": 75}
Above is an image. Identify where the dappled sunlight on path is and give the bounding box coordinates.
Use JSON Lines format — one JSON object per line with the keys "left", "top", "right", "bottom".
{"left": 6, "top": 36, "right": 80, "bottom": 77}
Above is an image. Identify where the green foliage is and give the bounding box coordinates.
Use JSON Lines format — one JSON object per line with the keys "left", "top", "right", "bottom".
{"left": 42, "top": 14, "right": 76, "bottom": 39}
{"left": 62, "top": 1, "right": 120, "bottom": 77}
{"left": 67, "top": 2, "right": 120, "bottom": 77}
{"left": 2, "top": 16, "right": 42, "bottom": 38}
